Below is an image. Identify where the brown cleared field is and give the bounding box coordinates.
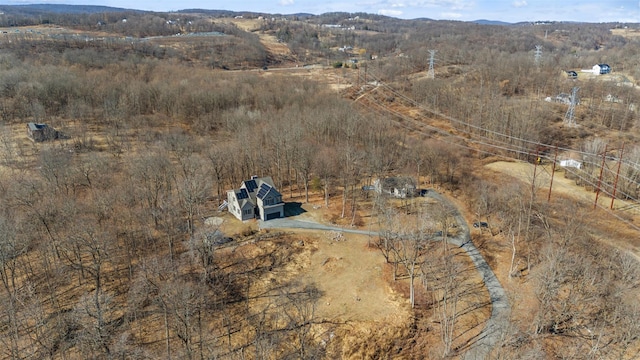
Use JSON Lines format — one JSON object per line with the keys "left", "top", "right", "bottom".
{"left": 612, "top": 28, "right": 640, "bottom": 39}
{"left": 485, "top": 160, "right": 640, "bottom": 259}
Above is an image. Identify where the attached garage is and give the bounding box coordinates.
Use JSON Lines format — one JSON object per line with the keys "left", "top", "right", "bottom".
{"left": 265, "top": 212, "right": 281, "bottom": 220}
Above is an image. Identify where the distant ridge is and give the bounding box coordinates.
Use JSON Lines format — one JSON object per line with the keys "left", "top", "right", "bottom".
{"left": 473, "top": 19, "right": 512, "bottom": 25}
{"left": 0, "top": 4, "right": 132, "bottom": 14}
{"left": 177, "top": 9, "right": 313, "bottom": 19}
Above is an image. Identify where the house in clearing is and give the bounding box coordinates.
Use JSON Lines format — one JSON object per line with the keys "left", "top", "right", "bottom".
{"left": 27, "top": 123, "right": 58, "bottom": 142}
{"left": 374, "top": 176, "right": 417, "bottom": 198}
{"left": 227, "top": 176, "right": 284, "bottom": 221}
{"left": 582, "top": 64, "right": 611, "bottom": 75}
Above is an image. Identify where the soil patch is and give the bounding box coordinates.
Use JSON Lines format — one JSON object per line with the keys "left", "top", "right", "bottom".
{"left": 305, "top": 232, "right": 409, "bottom": 324}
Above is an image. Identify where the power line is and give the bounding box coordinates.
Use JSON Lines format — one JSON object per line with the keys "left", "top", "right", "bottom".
{"left": 352, "top": 69, "right": 640, "bottom": 214}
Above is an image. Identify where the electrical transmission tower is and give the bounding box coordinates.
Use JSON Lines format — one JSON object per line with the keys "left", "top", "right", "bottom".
{"left": 564, "top": 86, "right": 579, "bottom": 126}
{"left": 534, "top": 45, "right": 543, "bottom": 65}
{"left": 427, "top": 50, "right": 437, "bottom": 79}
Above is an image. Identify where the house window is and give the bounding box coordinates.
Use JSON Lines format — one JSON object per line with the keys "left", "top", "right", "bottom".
{"left": 243, "top": 209, "right": 252, "bottom": 216}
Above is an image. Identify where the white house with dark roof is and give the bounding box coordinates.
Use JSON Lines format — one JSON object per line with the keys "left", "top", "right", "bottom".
{"left": 374, "top": 176, "right": 417, "bottom": 198}
{"left": 227, "top": 176, "right": 284, "bottom": 221}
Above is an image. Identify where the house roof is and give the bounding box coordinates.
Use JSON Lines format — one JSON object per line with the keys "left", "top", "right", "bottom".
{"left": 28, "top": 123, "right": 47, "bottom": 131}
{"left": 236, "top": 188, "right": 249, "bottom": 200}
{"left": 231, "top": 176, "right": 282, "bottom": 208}
{"left": 256, "top": 182, "right": 282, "bottom": 200}
{"left": 244, "top": 179, "right": 258, "bottom": 193}
{"left": 378, "top": 177, "right": 416, "bottom": 189}
{"left": 258, "top": 176, "right": 276, "bottom": 188}
{"left": 238, "top": 198, "right": 253, "bottom": 209}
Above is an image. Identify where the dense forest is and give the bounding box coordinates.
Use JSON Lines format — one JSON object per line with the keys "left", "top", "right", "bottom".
{"left": 0, "top": 6, "right": 639, "bottom": 359}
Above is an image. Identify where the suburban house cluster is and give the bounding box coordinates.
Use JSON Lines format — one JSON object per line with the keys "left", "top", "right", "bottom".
{"left": 227, "top": 176, "right": 284, "bottom": 221}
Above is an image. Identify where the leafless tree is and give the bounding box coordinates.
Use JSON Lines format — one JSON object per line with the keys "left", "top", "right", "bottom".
{"left": 206, "top": 143, "right": 233, "bottom": 205}
{"left": 175, "top": 153, "right": 210, "bottom": 236}
{"left": 295, "top": 140, "right": 316, "bottom": 203}
{"left": 129, "top": 150, "right": 174, "bottom": 228}
{"left": 0, "top": 212, "right": 22, "bottom": 359}
{"left": 390, "top": 208, "right": 432, "bottom": 309}
{"left": 422, "top": 246, "right": 463, "bottom": 357}
{"left": 314, "top": 146, "right": 338, "bottom": 207}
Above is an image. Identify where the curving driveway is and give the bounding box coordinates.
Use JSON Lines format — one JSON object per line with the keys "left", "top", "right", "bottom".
{"left": 259, "top": 190, "right": 510, "bottom": 358}
{"left": 425, "top": 191, "right": 510, "bottom": 359}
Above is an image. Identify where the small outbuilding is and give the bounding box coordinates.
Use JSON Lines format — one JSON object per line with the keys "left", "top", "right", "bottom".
{"left": 565, "top": 70, "right": 578, "bottom": 79}
{"left": 584, "top": 64, "right": 611, "bottom": 75}
{"left": 27, "top": 123, "right": 58, "bottom": 142}
{"left": 559, "top": 159, "right": 582, "bottom": 169}
{"left": 598, "top": 64, "right": 611, "bottom": 74}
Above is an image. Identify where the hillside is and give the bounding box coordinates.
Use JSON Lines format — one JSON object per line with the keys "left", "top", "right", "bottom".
{"left": 0, "top": 8, "right": 638, "bottom": 359}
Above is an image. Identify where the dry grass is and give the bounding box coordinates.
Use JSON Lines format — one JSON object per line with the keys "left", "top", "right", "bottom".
{"left": 611, "top": 28, "right": 640, "bottom": 39}
{"left": 485, "top": 160, "right": 640, "bottom": 258}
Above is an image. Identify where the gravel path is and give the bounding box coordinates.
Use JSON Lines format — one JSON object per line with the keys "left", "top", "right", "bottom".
{"left": 259, "top": 190, "right": 510, "bottom": 357}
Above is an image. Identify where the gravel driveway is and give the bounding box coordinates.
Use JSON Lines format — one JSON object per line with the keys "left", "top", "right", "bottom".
{"left": 260, "top": 190, "right": 510, "bottom": 357}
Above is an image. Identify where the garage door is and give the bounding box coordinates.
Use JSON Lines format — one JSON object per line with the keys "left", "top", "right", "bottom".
{"left": 265, "top": 212, "right": 281, "bottom": 220}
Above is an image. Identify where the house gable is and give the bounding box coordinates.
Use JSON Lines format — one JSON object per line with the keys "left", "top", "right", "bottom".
{"left": 227, "top": 189, "right": 255, "bottom": 221}
{"left": 257, "top": 183, "right": 282, "bottom": 206}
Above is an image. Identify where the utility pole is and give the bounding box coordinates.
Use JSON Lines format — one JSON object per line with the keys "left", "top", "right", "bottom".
{"left": 564, "top": 87, "right": 579, "bottom": 126}
{"left": 532, "top": 149, "right": 540, "bottom": 195}
{"left": 610, "top": 143, "right": 625, "bottom": 210}
{"left": 548, "top": 145, "right": 558, "bottom": 202}
{"left": 427, "top": 50, "right": 437, "bottom": 79}
{"left": 594, "top": 145, "right": 608, "bottom": 209}
{"left": 364, "top": 63, "right": 367, "bottom": 85}
{"left": 534, "top": 45, "right": 543, "bottom": 65}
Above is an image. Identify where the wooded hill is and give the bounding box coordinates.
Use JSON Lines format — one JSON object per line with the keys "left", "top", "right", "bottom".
{"left": 0, "top": 6, "right": 638, "bottom": 359}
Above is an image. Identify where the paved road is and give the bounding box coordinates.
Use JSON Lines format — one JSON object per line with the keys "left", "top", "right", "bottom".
{"left": 259, "top": 190, "right": 510, "bottom": 357}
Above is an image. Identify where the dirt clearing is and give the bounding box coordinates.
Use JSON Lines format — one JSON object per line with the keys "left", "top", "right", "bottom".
{"left": 304, "top": 232, "right": 409, "bottom": 324}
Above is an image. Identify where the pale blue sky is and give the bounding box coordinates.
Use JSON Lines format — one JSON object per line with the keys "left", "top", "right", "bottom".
{"left": 2, "top": 0, "right": 639, "bottom": 23}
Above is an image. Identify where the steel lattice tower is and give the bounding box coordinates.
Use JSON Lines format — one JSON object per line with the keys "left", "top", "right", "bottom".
{"left": 427, "top": 50, "right": 437, "bottom": 79}
{"left": 564, "top": 87, "right": 579, "bottom": 126}
{"left": 534, "top": 45, "right": 542, "bottom": 65}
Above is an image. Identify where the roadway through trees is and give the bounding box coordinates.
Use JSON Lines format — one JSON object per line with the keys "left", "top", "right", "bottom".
{"left": 259, "top": 190, "right": 510, "bottom": 358}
